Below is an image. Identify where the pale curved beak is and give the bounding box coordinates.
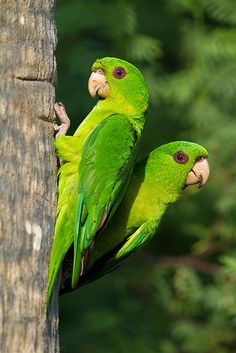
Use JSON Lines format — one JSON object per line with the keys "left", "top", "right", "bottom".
{"left": 88, "top": 68, "right": 110, "bottom": 98}
{"left": 186, "top": 157, "right": 210, "bottom": 187}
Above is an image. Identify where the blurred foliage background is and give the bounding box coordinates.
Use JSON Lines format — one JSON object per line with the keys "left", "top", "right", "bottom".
{"left": 55, "top": 0, "right": 236, "bottom": 352}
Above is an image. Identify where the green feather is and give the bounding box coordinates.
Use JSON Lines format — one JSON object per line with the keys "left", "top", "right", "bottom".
{"left": 71, "top": 114, "right": 139, "bottom": 287}
{"left": 76, "top": 141, "right": 209, "bottom": 287}
{"left": 47, "top": 57, "right": 149, "bottom": 305}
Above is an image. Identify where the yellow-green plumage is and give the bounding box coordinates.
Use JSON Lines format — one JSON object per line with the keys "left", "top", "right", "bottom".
{"left": 47, "top": 57, "right": 149, "bottom": 305}
{"left": 72, "top": 141, "right": 209, "bottom": 287}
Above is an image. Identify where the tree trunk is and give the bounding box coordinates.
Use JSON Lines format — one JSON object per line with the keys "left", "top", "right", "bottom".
{"left": 0, "top": 1, "right": 59, "bottom": 352}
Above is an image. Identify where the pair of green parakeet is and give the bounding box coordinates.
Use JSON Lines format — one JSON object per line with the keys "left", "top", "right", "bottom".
{"left": 47, "top": 57, "right": 210, "bottom": 307}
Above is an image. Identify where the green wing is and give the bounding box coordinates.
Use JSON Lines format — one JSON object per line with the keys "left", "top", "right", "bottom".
{"left": 72, "top": 114, "right": 140, "bottom": 288}
{"left": 79, "top": 223, "right": 154, "bottom": 286}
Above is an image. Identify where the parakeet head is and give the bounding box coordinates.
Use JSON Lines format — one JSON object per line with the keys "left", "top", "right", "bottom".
{"left": 146, "top": 141, "right": 210, "bottom": 201}
{"left": 88, "top": 57, "right": 149, "bottom": 115}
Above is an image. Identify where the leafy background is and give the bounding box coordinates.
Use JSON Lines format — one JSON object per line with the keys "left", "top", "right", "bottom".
{"left": 55, "top": 0, "right": 236, "bottom": 352}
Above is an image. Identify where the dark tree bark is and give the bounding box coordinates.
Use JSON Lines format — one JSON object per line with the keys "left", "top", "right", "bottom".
{"left": 0, "top": 1, "right": 59, "bottom": 352}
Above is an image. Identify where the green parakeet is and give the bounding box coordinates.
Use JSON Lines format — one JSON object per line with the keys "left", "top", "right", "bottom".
{"left": 59, "top": 141, "right": 210, "bottom": 292}
{"left": 47, "top": 57, "right": 149, "bottom": 304}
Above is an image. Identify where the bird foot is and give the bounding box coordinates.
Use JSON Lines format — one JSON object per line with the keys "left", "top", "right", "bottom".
{"left": 54, "top": 102, "right": 71, "bottom": 137}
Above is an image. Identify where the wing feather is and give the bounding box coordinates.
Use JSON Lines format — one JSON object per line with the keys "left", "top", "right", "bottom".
{"left": 72, "top": 114, "right": 140, "bottom": 287}
{"left": 79, "top": 223, "right": 150, "bottom": 286}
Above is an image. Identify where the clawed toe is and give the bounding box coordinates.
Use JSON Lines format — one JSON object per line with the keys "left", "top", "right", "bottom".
{"left": 54, "top": 102, "right": 71, "bottom": 137}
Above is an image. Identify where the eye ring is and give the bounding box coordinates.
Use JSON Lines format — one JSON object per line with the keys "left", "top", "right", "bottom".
{"left": 112, "top": 66, "right": 127, "bottom": 79}
{"left": 173, "top": 150, "right": 189, "bottom": 164}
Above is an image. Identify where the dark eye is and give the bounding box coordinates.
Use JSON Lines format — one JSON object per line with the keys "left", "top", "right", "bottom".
{"left": 173, "top": 150, "right": 189, "bottom": 164}
{"left": 112, "top": 66, "right": 127, "bottom": 79}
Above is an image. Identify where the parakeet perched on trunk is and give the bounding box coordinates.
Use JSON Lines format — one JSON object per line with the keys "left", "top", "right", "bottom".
{"left": 59, "top": 141, "right": 209, "bottom": 292}
{"left": 47, "top": 57, "right": 149, "bottom": 304}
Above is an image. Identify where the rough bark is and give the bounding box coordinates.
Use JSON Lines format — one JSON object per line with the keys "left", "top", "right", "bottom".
{"left": 0, "top": 1, "right": 59, "bottom": 352}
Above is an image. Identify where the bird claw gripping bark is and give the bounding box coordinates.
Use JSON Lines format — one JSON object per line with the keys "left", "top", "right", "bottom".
{"left": 54, "top": 102, "right": 71, "bottom": 137}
